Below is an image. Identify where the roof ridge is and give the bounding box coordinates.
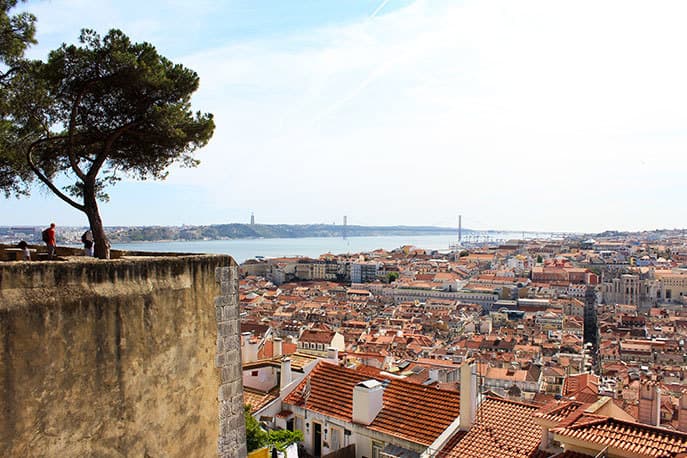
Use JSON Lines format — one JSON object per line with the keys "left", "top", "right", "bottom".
{"left": 603, "top": 415, "right": 687, "bottom": 438}
{"left": 535, "top": 400, "right": 583, "bottom": 416}
{"left": 484, "top": 395, "right": 539, "bottom": 410}
{"left": 553, "top": 403, "right": 593, "bottom": 428}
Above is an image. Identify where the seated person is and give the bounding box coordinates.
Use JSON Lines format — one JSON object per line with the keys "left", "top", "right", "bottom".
{"left": 17, "top": 240, "right": 30, "bottom": 260}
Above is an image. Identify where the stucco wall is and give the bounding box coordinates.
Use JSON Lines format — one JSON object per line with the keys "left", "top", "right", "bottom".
{"left": 0, "top": 255, "right": 245, "bottom": 457}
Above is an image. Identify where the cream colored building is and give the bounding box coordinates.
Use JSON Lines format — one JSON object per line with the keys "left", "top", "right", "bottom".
{"left": 655, "top": 270, "right": 687, "bottom": 302}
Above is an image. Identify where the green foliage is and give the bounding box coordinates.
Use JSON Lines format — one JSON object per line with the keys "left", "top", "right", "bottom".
{"left": 245, "top": 405, "right": 267, "bottom": 453}
{"left": 536, "top": 255, "right": 543, "bottom": 263}
{"left": 1, "top": 26, "right": 214, "bottom": 257}
{"left": 244, "top": 405, "right": 304, "bottom": 453}
{"left": 387, "top": 271, "right": 399, "bottom": 283}
{"left": 0, "top": 0, "right": 35, "bottom": 68}
{"left": 267, "top": 429, "right": 304, "bottom": 452}
{"left": 0, "top": 0, "right": 36, "bottom": 197}
{"left": 18, "top": 28, "right": 215, "bottom": 193}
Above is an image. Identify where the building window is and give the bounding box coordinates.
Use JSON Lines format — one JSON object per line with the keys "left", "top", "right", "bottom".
{"left": 372, "top": 441, "right": 384, "bottom": 458}
{"left": 251, "top": 370, "right": 259, "bottom": 377}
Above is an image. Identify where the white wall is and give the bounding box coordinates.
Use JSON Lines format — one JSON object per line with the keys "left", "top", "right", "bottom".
{"left": 243, "top": 366, "right": 278, "bottom": 392}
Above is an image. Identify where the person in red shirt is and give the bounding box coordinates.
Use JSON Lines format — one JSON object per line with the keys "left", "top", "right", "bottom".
{"left": 45, "top": 223, "right": 56, "bottom": 259}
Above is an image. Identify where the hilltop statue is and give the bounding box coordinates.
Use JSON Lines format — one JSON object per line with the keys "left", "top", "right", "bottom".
{"left": 1, "top": 25, "right": 214, "bottom": 258}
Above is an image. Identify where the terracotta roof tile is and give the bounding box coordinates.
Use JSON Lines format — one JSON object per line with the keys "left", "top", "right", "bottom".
{"left": 534, "top": 400, "right": 585, "bottom": 424}
{"left": 283, "top": 361, "right": 460, "bottom": 445}
{"left": 300, "top": 329, "right": 335, "bottom": 344}
{"left": 439, "top": 397, "right": 542, "bottom": 458}
{"left": 562, "top": 373, "right": 599, "bottom": 397}
{"left": 552, "top": 415, "right": 687, "bottom": 457}
{"left": 244, "top": 387, "right": 279, "bottom": 414}
{"left": 553, "top": 452, "right": 594, "bottom": 457}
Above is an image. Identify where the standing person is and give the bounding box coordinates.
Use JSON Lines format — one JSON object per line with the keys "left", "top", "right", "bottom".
{"left": 81, "top": 229, "right": 94, "bottom": 257}
{"left": 42, "top": 223, "right": 56, "bottom": 259}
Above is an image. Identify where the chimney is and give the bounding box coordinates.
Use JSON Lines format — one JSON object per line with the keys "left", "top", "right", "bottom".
{"left": 241, "top": 331, "right": 251, "bottom": 345}
{"left": 241, "top": 332, "right": 259, "bottom": 364}
{"left": 679, "top": 390, "right": 687, "bottom": 432}
{"left": 247, "top": 337, "right": 260, "bottom": 363}
{"left": 352, "top": 380, "right": 384, "bottom": 425}
{"left": 240, "top": 331, "right": 252, "bottom": 363}
{"left": 274, "top": 337, "right": 283, "bottom": 358}
{"left": 638, "top": 380, "right": 660, "bottom": 426}
{"left": 327, "top": 347, "right": 339, "bottom": 362}
{"left": 459, "top": 359, "right": 477, "bottom": 431}
{"left": 280, "top": 357, "right": 292, "bottom": 389}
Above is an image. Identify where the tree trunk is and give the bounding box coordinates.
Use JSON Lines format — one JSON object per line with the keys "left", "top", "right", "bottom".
{"left": 83, "top": 185, "right": 110, "bottom": 259}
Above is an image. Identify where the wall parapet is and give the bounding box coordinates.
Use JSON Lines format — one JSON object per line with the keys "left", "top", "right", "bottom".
{"left": 0, "top": 254, "right": 245, "bottom": 457}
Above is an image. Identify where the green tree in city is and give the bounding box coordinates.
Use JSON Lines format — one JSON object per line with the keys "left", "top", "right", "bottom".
{"left": 267, "top": 429, "right": 304, "bottom": 452}
{"left": 0, "top": 0, "right": 35, "bottom": 83}
{"left": 245, "top": 405, "right": 304, "bottom": 453}
{"left": 0, "top": 0, "right": 36, "bottom": 195}
{"left": 387, "top": 271, "right": 399, "bottom": 283}
{"left": 1, "top": 28, "right": 214, "bottom": 258}
{"left": 245, "top": 405, "right": 268, "bottom": 453}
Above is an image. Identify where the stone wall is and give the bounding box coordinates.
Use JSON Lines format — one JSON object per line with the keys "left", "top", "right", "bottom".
{"left": 0, "top": 255, "right": 246, "bottom": 457}
{"left": 216, "top": 264, "right": 248, "bottom": 457}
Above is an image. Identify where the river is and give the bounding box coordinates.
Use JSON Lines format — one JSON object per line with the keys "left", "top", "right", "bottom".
{"left": 112, "top": 232, "right": 561, "bottom": 263}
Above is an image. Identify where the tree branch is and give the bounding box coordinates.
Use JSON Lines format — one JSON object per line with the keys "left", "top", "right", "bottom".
{"left": 0, "top": 66, "right": 20, "bottom": 86}
{"left": 67, "top": 89, "right": 87, "bottom": 181}
{"left": 88, "top": 121, "right": 139, "bottom": 179}
{"left": 26, "top": 140, "right": 85, "bottom": 212}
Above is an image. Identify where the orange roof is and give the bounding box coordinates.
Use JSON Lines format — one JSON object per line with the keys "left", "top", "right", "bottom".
{"left": 299, "top": 329, "right": 335, "bottom": 344}
{"left": 283, "top": 361, "right": 461, "bottom": 446}
{"left": 258, "top": 340, "right": 298, "bottom": 359}
{"left": 439, "top": 397, "right": 542, "bottom": 458}
{"left": 552, "top": 414, "right": 687, "bottom": 457}
{"left": 244, "top": 387, "right": 279, "bottom": 414}
{"left": 562, "top": 373, "right": 599, "bottom": 398}
{"left": 534, "top": 400, "right": 585, "bottom": 423}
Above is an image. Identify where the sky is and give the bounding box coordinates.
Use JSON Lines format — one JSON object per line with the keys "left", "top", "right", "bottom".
{"left": 3, "top": 0, "right": 687, "bottom": 233}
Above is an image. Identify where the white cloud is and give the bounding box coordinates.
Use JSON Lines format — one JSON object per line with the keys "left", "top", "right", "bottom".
{"left": 18, "top": 0, "right": 687, "bottom": 231}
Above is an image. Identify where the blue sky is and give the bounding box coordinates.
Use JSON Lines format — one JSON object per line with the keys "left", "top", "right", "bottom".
{"left": 3, "top": 0, "right": 687, "bottom": 232}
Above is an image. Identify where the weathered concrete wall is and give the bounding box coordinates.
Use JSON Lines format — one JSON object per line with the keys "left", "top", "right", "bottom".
{"left": 0, "top": 255, "right": 245, "bottom": 457}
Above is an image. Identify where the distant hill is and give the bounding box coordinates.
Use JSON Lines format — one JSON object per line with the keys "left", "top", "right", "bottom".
{"left": 109, "top": 224, "right": 462, "bottom": 242}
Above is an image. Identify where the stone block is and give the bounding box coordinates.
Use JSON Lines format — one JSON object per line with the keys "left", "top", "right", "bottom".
{"left": 224, "top": 349, "right": 241, "bottom": 365}
{"left": 218, "top": 381, "right": 241, "bottom": 401}
{"left": 223, "top": 336, "right": 239, "bottom": 352}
